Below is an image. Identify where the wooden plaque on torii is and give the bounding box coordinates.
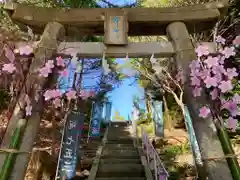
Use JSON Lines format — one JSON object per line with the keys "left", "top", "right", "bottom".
{"left": 104, "top": 10, "right": 128, "bottom": 45}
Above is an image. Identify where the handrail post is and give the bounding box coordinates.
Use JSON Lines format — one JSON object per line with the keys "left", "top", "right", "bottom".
{"left": 141, "top": 126, "right": 169, "bottom": 180}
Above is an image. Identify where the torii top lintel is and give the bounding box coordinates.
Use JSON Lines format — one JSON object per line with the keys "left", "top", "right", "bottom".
{"left": 4, "top": 1, "right": 228, "bottom": 36}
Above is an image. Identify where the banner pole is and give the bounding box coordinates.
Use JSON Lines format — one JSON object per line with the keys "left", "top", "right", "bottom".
{"left": 87, "top": 101, "right": 94, "bottom": 144}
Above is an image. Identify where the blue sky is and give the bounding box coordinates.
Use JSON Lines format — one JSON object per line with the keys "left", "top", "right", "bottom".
{"left": 107, "top": 59, "right": 145, "bottom": 119}
{"left": 98, "top": 0, "right": 136, "bottom": 7}
{"left": 108, "top": 76, "right": 145, "bottom": 119}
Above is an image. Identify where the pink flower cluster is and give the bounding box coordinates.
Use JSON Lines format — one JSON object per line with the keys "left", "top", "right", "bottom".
{"left": 39, "top": 60, "right": 55, "bottom": 77}
{"left": 190, "top": 35, "right": 240, "bottom": 131}
{"left": 0, "top": 43, "right": 96, "bottom": 116}
{"left": 39, "top": 56, "right": 67, "bottom": 77}
{"left": 43, "top": 89, "right": 95, "bottom": 108}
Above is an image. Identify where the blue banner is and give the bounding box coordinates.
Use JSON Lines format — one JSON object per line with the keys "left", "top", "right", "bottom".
{"left": 184, "top": 106, "right": 203, "bottom": 175}
{"left": 152, "top": 101, "right": 164, "bottom": 137}
{"left": 104, "top": 102, "right": 112, "bottom": 124}
{"left": 56, "top": 110, "right": 84, "bottom": 180}
{"left": 90, "top": 101, "right": 103, "bottom": 137}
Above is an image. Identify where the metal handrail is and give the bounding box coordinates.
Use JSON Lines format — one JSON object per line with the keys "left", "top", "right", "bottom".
{"left": 141, "top": 127, "right": 169, "bottom": 180}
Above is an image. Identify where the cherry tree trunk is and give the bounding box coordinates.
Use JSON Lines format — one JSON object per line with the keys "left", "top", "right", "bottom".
{"left": 0, "top": 22, "right": 65, "bottom": 180}
{"left": 166, "top": 22, "right": 232, "bottom": 180}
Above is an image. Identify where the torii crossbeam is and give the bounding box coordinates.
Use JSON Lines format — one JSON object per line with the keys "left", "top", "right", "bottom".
{"left": 4, "top": 1, "right": 228, "bottom": 36}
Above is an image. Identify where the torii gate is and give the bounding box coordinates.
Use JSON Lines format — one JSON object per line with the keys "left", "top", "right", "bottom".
{"left": 0, "top": 1, "right": 233, "bottom": 180}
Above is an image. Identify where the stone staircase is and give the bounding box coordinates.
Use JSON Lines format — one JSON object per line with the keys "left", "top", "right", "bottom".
{"left": 88, "top": 121, "right": 151, "bottom": 180}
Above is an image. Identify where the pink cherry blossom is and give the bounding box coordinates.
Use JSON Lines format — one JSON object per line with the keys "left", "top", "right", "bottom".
{"left": 18, "top": 45, "right": 33, "bottom": 55}
{"left": 221, "top": 100, "right": 230, "bottom": 109}
{"left": 210, "top": 88, "right": 218, "bottom": 100}
{"left": 204, "top": 56, "right": 219, "bottom": 68}
{"left": 189, "top": 60, "right": 201, "bottom": 69}
{"left": 195, "top": 45, "right": 210, "bottom": 57}
{"left": 25, "top": 105, "right": 32, "bottom": 116}
{"left": 52, "top": 89, "right": 61, "bottom": 97}
{"left": 53, "top": 98, "right": 61, "bottom": 108}
{"left": 190, "top": 68, "right": 200, "bottom": 77}
{"left": 190, "top": 76, "right": 201, "bottom": 86}
{"left": 199, "top": 106, "right": 211, "bottom": 118}
{"left": 193, "top": 87, "right": 202, "bottom": 97}
{"left": 229, "top": 103, "right": 239, "bottom": 117}
{"left": 219, "top": 56, "right": 225, "bottom": 64}
{"left": 43, "top": 90, "right": 53, "bottom": 101}
{"left": 199, "top": 69, "right": 211, "bottom": 79}
{"left": 233, "top": 94, "right": 240, "bottom": 104}
{"left": 221, "top": 47, "right": 236, "bottom": 58}
{"left": 56, "top": 56, "right": 65, "bottom": 67}
{"left": 39, "top": 66, "right": 51, "bottom": 77}
{"left": 218, "top": 80, "right": 233, "bottom": 93}
{"left": 233, "top": 35, "right": 240, "bottom": 45}
{"left": 46, "top": 60, "right": 54, "bottom": 69}
{"left": 66, "top": 90, "right": 77, "bottom": 100}
{"left": 4, "top": 46, "right": 15, "bottom": 62}
{"left": 214, "top": 73, "right": 222, "bottom": 83}
{"left": 226, "top": 68, "right": 238, "bottom": 80}
{"left": 43, "top": 89, "right": 61, "bottom": 101}
{"left": 204, "top": 76, "right": 218, "bottom": 88}
{"left": 221, "top": 100, "right": 239, "bottom": 117}
{"left": 2, "top": 63, "right": 16, "bottom": 73}
{"left": 212, "top": 65, "right": 226, "bottom": 75}
{"left": 216, "top": 35, "right": 226, "bottom": 44}
{"left": 61, "top": 69, "right": 68, "bottom": 77}
{"left": 228, "top": 117, "right": 238, "bottom": 132}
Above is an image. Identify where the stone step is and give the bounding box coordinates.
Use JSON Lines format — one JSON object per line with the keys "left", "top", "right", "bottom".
{"left": 104, "top": 143, "right": 134, "bottom": 148}
{"left": 102, "top": 148, "right": 138, "bottom": 154}
{"left": 106, "top": 139, "right": 133, "bottom": 144}
{"left": 107, "top": 135, "right": 131, "bottom": 139}
{"left": 96, "top": 178, "right": 145, "bottom": 180}
{"left": 102, "top": 149, "right": 138, "bottom": 155}
{"left": 101, "top": 155, "right": 140, "bottom": 159}
{"left": 108, "top": 127, "right": 129, "bottom": 130}
{"left": 106, "top": 139, "right": 133, "bottom": 143}
{"left": 101, "top": 151, "right": 139, "bottom": 159}
{"left": 107, "top": 134, "right": 132, "bottom": 140}
{"left": 80, "top": 148, "right": 100, "bottom": 152}
{"left": 100, "top": 158, "right": 141, "bottom": 164}
{"left": 108, "top": 128, "right": 128, "bottom": 131}
{"left": 108, "top": 127, "right": 129, "bottom": 129}
{"left": 107, "top": 135, "right": 132, "bottom": 138}
{"left": 97, "top": 164, "right": 145, "bottom": 177}
{"left": 108, "top": 127, "right": 128, "bottom": 131}
{"left": 103, "top": 146, "right": 136, "bottom": 151}
{"left": 107, "top": 132, "right": 130, "bottom": 136}
{"left": 107, "top": 129, "right": 130, "bottom": 132}
{"left": 108, "top": 129, "right": 130, "bottom": 132}
{"left": 110, "top": 122, "right": 129, "bottom": 127}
